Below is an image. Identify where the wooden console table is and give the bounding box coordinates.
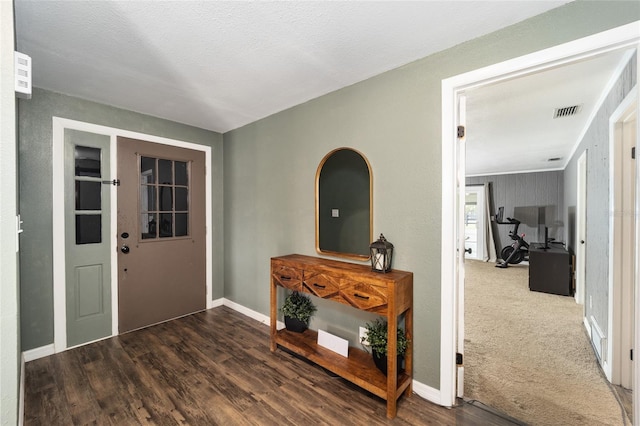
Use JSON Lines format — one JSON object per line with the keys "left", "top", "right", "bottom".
{"left": 269, "top": 254, "right": 413, "bottom": 419}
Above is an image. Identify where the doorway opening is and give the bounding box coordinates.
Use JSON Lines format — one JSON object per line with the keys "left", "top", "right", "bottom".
{"left": 440, "top": 21, "right": 640, "bottom": 416}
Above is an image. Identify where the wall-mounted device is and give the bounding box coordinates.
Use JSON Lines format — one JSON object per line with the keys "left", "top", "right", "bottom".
{"left": 15, "top": 51, "right": 32, "bottom": 99}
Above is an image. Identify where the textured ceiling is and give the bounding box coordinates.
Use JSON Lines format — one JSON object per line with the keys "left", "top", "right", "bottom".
{"left": 15, "top": 0, "right": 571, "bottom": 134}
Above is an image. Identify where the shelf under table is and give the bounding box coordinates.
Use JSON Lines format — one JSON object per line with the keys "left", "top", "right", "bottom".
{"left": 275, "top": 328, "right": 411, "bottom": 401}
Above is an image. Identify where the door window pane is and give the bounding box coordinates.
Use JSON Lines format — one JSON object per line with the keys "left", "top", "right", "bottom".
{"left": 159, "top": 213, "right": 173, "bottom": 238}
{"left": 75, "top": 146, "right": 101, "bottom": 177}
{"left": 140, "top": 157, "right": 156, "bottom": 184}
{"left": 175, "top": 213, "right": 188, "bottom": 237}
{"left": 175, "top": 161, "right": 188, "bottom": 186}
{"left": 76, "top": 215, "right": 101, "bottom": 244}
{"left": 76, "top": 181, "right": 101, "bottom": 210}
{"left": 159, "top": 187, "right": 173, "bottom": 211}
{"left": 158, "top": 159, "right": 172, "bottom": 184}
{"left": 141, "top": 213, "right": 157, "bottom": 239}
{"left": 175, "top": 188, "right": 188, "bottom": 211}
{"left": 140, "top": 186, "right": 156, "bottom": 213}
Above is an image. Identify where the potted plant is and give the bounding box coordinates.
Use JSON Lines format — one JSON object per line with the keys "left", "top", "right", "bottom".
{"left": 280, "top": 291, "right": 317, "bottom": 333}
{"left": 361, "top": 318, "right": 409, "bottom": 376}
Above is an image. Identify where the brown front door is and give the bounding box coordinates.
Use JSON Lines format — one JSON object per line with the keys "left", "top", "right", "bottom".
{"left": 117, "top": 137, "right": 206, "bottom": 333}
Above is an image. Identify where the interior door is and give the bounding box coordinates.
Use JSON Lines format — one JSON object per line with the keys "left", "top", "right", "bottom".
{"left": 64, "top": 129, "right": 112, "bottom": 347}
{"left": 117, "top": 137, "right": 206, "bottom": 333}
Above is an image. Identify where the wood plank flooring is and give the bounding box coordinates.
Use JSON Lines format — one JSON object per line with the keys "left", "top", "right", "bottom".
{"left": 24, "top": 306, "right": 521, "bottom": 425}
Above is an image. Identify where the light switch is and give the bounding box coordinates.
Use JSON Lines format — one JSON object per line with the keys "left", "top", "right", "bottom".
{"left": 331, "top": 209, "right": 339, "bottom": 218}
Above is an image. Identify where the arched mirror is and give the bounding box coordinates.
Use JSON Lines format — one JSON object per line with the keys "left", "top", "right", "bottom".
{"left": 316, "top": 148, "right": 372, "bottom": 260}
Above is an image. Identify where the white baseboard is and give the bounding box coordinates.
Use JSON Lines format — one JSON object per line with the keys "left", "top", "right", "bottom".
{"left": 583, "top": 316, "right": 592, "bottom": 339}
{"left": 221, "top": 298, "right": 284, "bottom": 329}
{"left": 22, "top": 343, "right": 55, "bottom": 362}
{"left": 210, "top": 297, "right": 224, "bottom": 308}
{"left": 412, "top": 379, "right": 443, "bottom": 406}
{"left": 222, "top": 298, "right": 270, "bottom": 326}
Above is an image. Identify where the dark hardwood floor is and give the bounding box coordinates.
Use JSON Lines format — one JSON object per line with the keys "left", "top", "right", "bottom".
{"left": 24, "top": 306, "right": 520, "bottom": 425}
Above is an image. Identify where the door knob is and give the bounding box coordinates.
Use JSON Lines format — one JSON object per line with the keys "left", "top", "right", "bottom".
{"left": 580, "top": 240, "right": 585, "bottom": 244}
{"left": 121, "top": 245, "right": 130, "bottom": 254}
{"left": 465, "top": 247, "right": 472, "bottom": 254}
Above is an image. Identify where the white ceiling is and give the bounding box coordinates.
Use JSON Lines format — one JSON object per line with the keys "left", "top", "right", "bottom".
{"left": 465, "top": 48, "right": 634, "bottom": 176}
{"left": 15, "top": 0, "right": 570, "bottom": 133}
{"left": 15, "top": 1, "right": 630, "bottom": 175}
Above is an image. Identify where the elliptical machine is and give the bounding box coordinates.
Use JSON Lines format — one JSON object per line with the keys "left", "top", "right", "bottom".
{"left": 494, "top": 206, "right": 529, "bottom": 268}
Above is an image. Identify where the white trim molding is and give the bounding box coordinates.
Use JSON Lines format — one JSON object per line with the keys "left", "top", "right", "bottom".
{"left": 18, "top": 354, "right": 25, "bottom": 426}
{"left": 22, "top": 344, "right": 55, "bottom": 362}
{"left": 607, "top": 86, "right": 638, "bottom": 384}
{"left": 222, "top": 298, "right": 271, "bottom": 326}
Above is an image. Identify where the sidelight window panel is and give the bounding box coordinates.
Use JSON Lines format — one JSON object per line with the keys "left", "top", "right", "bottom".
{"left": 75, "top": 146, "right": 101, "bottom": 178}
{"left": 76, "top": 215, "right": 101, "bottom": 244}
{"left": 74, "top": 145, "right": 103, "bottom": 245}
{"left": 76, "top": 181, "right": 101, "bottom": 210}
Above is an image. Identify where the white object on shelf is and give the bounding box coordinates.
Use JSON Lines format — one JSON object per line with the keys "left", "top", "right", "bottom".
{"left": 317, "top": 329, "right": 348, "bottom": 357}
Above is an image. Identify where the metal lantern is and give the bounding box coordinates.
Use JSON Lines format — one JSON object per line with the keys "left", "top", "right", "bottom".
{"left": 370, "top": 234, "right": 394, "bottom": 273}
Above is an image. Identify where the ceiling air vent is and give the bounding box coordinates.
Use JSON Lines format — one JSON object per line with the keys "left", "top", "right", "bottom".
{"left": 553, "top": 105, "right": 582, "bottom": 119}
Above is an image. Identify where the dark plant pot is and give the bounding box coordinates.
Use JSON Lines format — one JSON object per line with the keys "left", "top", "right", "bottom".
{"left": 372, "top": 350, "right": 404, "bottom": 376}
{"left": 284, "top": 316, "right": 308, "bottom": 333}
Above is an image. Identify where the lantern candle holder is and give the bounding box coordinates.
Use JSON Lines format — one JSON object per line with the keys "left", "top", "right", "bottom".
{"left": 369, "top": 234, "right": 394, "bottom": 273}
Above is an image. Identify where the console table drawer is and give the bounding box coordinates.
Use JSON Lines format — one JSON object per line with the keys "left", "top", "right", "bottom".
{"left": 340, "top": 280, "right": 388, "bottom": 312}
{"left": 303, "top": 271, "right": 340, "bottom": 298}
{"left": 272, "top": 265, "right": 302, "bottom": 291}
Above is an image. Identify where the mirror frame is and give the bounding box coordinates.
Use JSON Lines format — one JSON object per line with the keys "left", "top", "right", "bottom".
{"left": 315, "top": 147, "right": 373, "bottom": 261}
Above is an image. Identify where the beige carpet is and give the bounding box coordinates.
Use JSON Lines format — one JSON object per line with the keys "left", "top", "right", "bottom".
{"left": 464, "top": 260, "right": 627, "bottom": 426}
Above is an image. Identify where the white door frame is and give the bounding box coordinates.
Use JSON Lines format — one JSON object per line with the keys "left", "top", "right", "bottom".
{"left": 440, "top": 22, "right": 640, "bottom": 408}
{"left": 52, "top": 117, "right": 213, "bottom": 352}
{"left": 608, "top": 89, "right": 637, "bottom": 386}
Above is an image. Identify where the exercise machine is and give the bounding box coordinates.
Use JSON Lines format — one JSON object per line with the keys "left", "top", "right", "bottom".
{"left": 494, "top": 206, "right": 529, "bottom": 268}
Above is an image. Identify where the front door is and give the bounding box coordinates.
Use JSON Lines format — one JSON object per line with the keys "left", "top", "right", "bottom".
{"left": 64, "top": 129, "right": 112, "bottom": 347}
{"left": 117, "top": 137, "right": 206, "bottom": 333}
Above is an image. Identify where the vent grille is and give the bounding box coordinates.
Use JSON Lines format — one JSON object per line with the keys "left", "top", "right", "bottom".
{"left": 553, "top": 105, "right": 582, "bottom": 119}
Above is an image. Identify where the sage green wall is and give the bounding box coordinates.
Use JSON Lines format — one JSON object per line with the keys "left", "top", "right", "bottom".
{"left": 19, "top": 88, "right": 224, "bottom": 350}
{"left": 223, "top": 1, "right": 640, "bottom": 389}
{"left": 0, "top": 1, "right": 20, "bottom": 423}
